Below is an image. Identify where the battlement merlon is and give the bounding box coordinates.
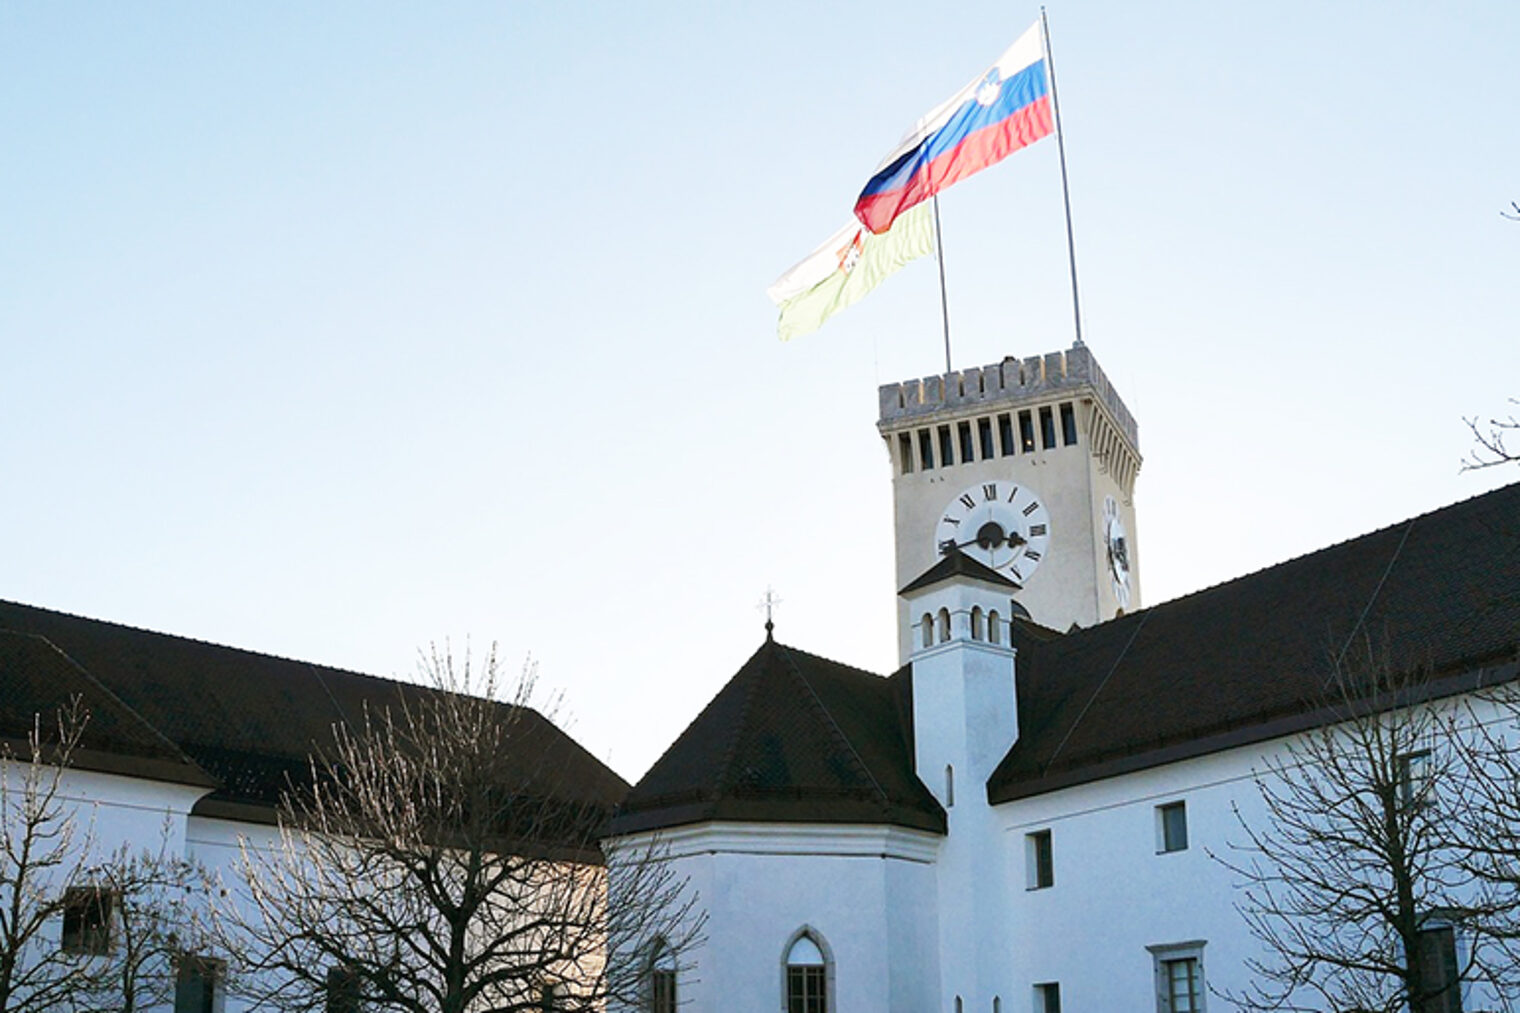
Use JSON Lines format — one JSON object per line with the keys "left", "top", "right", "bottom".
{"left": 875, "top": 343, "right": 1140, "bottom": 454}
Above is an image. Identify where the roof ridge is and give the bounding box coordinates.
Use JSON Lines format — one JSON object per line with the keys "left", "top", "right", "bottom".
{"left": 1108, "top": 480, "right": 1520, "bottom": 626}
{"left": 777, "top": 645, "right": 892, "bottom": 808}
{"left": 708, "top": 642, "right": 772, "bottom": 801}
{"left": 1, "top": 630, "right": 213, "bottom": 780}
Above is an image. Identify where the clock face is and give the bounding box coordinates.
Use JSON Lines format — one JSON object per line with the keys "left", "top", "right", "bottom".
{"left": 934, "top": 480, "right": 1051, "bottom": 586}
{"left": 1103, "top": 495, "right": 1131, "bottom": 607}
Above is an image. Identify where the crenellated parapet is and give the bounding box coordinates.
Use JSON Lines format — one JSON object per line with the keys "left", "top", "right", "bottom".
{"left": 877, "top": 343, "right": 1139, "bottom": 453}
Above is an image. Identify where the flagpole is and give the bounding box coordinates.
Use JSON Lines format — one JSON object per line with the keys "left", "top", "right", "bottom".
{"left": 1041, "top": 6, "right": 1084, "bottom": 347}
{"left": 932, "top": 194, "right": 952, "bottom": 372}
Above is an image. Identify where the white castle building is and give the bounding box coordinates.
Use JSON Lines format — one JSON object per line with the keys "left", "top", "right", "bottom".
{"left": 609, "top": 343, "right": 1520, "bottom": 1013}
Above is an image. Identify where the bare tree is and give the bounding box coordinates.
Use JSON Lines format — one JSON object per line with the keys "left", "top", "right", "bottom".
{"left": 225, "top": 646, "right": 702, "bottom": 1013}
{"left": 1, "top": 699, "right": 212, "bottom": 1013}
{"left": 1212, "top": 639, "right": 1506, "bottom": 1013}
{"left": 1463, "top": 401, "right": 1520, "bottom": 470}
{"left": 0, "top": 698, "right": 101, "bottom": 1013}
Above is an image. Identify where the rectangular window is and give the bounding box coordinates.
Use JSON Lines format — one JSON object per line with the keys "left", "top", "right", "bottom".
{"left": 326, "top": 966, "right": 360, "bottom": 1013}
{"left": 898, "top": 433, "right": 914, "bottom": 474}
{"left": 998, "top": 414, "right": 1016, "bottom": 456}
{"left": 652, "top": 970, "right": 677, "bottom": 1013}
{"left": 1400, "top": 749, "right": 1433, "bottom": 809}
{"left": 1035, "top": 982, "right": 1062, "bottom": 1013}
{"left": 978, "top": 417, "right": 995, "bottom": 460}
{"left": 1019, "top": 410, "right": 1036, "bottom": 453}
{"left": 958, "top": 421, "right": 975, "bottom": 463}
{"left": 1026, "top": 830, "right": 1054, "bottom": 889}
{"left": 1158, "top": 801, "right": 1189, "bottom": 853}
{"left": 919, "top": 429, "right": 934, "bottom": 470}
{"left": 539, "top": 984, "right": 560, "bottom": 1012}
{"left": 1416, "top": 925, "right": 1463, "bottom": 1013}
{"left": 787, "top": 965, "right": 826, "bottom": 1013}
{"left": 1150, "top": 943, "right": 1207, "bottom": 1013}
{"left": 175, "top": 955, "right": 223, "bottom": 1013}
{"left": 1162, "top": 958, "right": 1202, "bottom": 1013}
{"left": 60, "top": 887, "right": 113, "bottom": 955}
{"left": 1039, "top": 406, "right": 1057, "bottom": 449}
{"left": 938, "top": 426, "right": 954, "bottom": 469}
{"left": 1059, "top": 402, "right": 1078, "bottom": 445}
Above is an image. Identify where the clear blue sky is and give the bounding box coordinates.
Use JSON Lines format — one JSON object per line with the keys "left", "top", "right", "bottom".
{"left": 3, "top": 2, "right": 1517, "bottom": 781}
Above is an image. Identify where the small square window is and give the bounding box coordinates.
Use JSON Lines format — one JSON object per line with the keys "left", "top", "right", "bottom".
{"left": 651, "top": 968, "right": 677, "bottom": 1013}
{"left": 1026, "top": 830, "right": 1053, "bottom": 889}
{"left": 1034, "top": 982, "right": 1062, "bottom": 1013}
{"left": 326, "top": 966, "right": 360, "bottom": 1013}
{"left": 1149, "top": 941, "right": 1207, "bottom": 1013}
{"left": 60, "top": 887, "right": 113, "bottom": 955}
{"left": 1158, "top": 802, "right": 1188, "bottom": 853}
{"left": 1400, "top": 750, "right": 1433, "bottom": 809}
{"left": 175, "top": 955, "right": 224, "bottom": 1013}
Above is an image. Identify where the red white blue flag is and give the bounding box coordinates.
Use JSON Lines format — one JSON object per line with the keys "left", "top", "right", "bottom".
{"left": 855, "top": 22, "right": 1053, "bottom": 235}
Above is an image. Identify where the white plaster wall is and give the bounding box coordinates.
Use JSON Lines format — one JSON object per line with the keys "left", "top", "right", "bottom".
{"left": 612, "top": 825, "right": 941, "bottom": 1013}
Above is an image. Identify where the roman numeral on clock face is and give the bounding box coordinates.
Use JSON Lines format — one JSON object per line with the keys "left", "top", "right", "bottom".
{"left": 942, "top": 516, "right": 961, "bottom": 527}
{"left": 1029, "top": 524, "right": 1047, "bottom": 537}
{"left": 959, "top": 493, "right": 976, "bottom": 510}
{"left": 1006, "top": 486, "right": 1020, "bottom": 502}
{"left": 1024, "top": 550, "right": 1042, "bottom": 562}
{"left": 983, "top": 484, "right": 997, "bottom": 501}
{"left": 1022, "top": 501, "right": 1041, "bottom": 516}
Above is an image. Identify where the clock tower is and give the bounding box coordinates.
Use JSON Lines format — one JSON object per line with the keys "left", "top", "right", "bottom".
{"left": 879, "top": 343, "right": 1141, "bottom": 661}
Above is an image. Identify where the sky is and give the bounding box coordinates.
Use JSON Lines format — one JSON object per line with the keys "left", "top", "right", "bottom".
{"left": 3, "top": 2, "right": 1517, "bottom": 783}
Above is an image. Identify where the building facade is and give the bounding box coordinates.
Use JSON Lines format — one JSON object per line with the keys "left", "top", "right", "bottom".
{"left": 609, "top": 343, "right": 1520, "bottom": 1013}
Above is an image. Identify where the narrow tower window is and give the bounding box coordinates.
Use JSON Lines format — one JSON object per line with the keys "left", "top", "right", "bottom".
{"left": 945, "top": 765, "right": 955, "bottom": 807}
{"left": 958, "top": 421, "right": 974, "bottom": 463}
{"left": 920, "top": 614, "right": 934, "bottom": 649}
{"left": 938, "top": 426, "right": 954, "bottom": 468}
{"left": 937, "top": 608, "right": 951, "bottom": 643}
{"left": 978, "top": 417, "right": 995, "bottom": 459}
{"left": 998, "top": 414, "right": 1016, "bottom": 455}
{"left": 1039, "top": 406, "right": 1057, "bottom": 449}
{"left": 1019, "top": 411, "right": 1036, "bottom": 452}
{"left": 898, "top": 433, "right": 914, "bottom": 474}
{"left": 970, "top": 606, "right": 984, "bottom": 640}
{"left": 1059, "top": 402, "right": 1078, "bottom": 446}
{"left": 918, "top": 429, "right": 934, "bottom": 470}
{"left": 988, "top": 610, "right": 1001, "bottom": 645}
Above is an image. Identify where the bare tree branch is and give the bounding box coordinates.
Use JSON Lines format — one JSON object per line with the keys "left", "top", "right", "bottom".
{"left": 224, "top": 645, "right": 703, "bottom": 1013}
{"left": 1462, "top": 401, "right": 1520, "bottom": 471}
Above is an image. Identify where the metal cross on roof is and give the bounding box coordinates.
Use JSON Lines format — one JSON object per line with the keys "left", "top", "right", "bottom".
{"left": 757, "top": 586, "right": 782, "bottom": 639}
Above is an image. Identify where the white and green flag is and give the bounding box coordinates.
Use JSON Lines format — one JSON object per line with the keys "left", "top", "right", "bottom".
{"left": 766, "top": 203, "right": 935, "bottom": 341}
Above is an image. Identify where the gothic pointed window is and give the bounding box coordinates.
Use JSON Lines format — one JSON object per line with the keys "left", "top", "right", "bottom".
{"left": 784, "top": 932, "right": 830, "bottom": 1013}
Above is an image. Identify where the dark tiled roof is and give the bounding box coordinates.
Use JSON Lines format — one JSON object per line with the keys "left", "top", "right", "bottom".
{"left": 900, "top": 549, "right": 1020, "bottom": 595}
{"left": 988, "top": 480, "right": 1520, "bottom": 801}
{"left": 612, "top": 638, "right": 945, "bottom": 836}
{"left": 0, "top": 601, "right": 629, "bottom": 833}
{"left": 618, "top": 481, "right": 1520, "bottom": 828}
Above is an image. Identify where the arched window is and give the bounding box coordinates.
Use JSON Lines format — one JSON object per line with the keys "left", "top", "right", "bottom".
{"left": 920, "top": 613, "right": 934, "bottom": 649}
{"left": 971, "top": 606, "right": 984, "bottom": 640}
{"left": 954, "top": 998, "right": 963, "bottom": 1013}
{"left": 988, "top": 610, "right": 1001, "bottom": 645}
{"left": 937, "top": 608, "right": 951, "bottom": 643}
{"left": 647, "top": 937, "right": 675, "bottom": 1013}
{"left": 783, "top": 929, "right": 831, "bottom": 1013}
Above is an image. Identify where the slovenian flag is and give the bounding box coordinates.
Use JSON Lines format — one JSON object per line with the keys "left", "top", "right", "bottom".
{"left": 855, "top": 22, "right": 1053, "bottom": 235}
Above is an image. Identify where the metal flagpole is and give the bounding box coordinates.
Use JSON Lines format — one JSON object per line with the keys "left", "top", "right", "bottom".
{"left": 932, "top": 193, "right": 952, "bottom": 372}
{"left": 1041, "top": 6, "right": 1084, "bottom": 347}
